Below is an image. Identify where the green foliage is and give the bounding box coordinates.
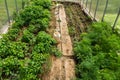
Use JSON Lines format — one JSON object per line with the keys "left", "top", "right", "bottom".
{"left": 36, "top": 31, "right": 56, "bottom": 44}
{"left": 40, "top": 18, "right": 50, "bottom": 29}
{"left": 12, "top": 15, "right": 25, "bottom": 28}
{"left": 42, "top": 9, "right": 51, "bottom": 19}
{"left": 33, "top": 31, "right": 61, "bottom": 57}
{"left": 68, "top": 26, "right": 76, "bottom": 36}
{"left": 20, "top": 6, "right": 43, "bottom": 25}
{"left": 51, "top": 47, "right": 62, "bottom": 57}
{"left": 4, "top": 28, "right": 20, "bottom": 41}
{"left": 30, "top": 18, "right": 50, "bottom": 31}
{"left": 74, "top": 38, "right": 92, "bottom": 62}
{"left": 74, "top": 22, "right": 120, "bottom": 80}
{"left": 33, "top": 43, "right": 49, "bottom": 53}
{"left": 28, "top": 25, "right": 39, "bottom": 34}
{"left": 21, "top": 6, "right": 50, "bottom": 30}
{"left": 30, "top": 0, "right": 51, "bottom": 9}
{"left": 0, "top": 40, "right": 28, "bottom": 59}
{"left": 21, "top": 29, "right": 35, "bottom": 44}
{"left": 19, "top": 54, "right": 49, "bottom": 80}
{"left": 1, "top": 56, "right": 20, "bottom": 79}
{"left": 13, "top": 0, "right": 51, "bottom": 29}
{"left": 0, "top": 0, "right": 61, "bottom": 79}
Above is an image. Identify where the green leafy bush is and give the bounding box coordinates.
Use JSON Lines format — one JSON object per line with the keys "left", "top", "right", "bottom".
{"left": 30, "top": 18, "right": 50, "bottom": 31}
{"left": 20, "top": 6, "right": 43, "bottom": 25}
{"left": 19, "top": 5, "right": 50, "bottom": 30}
{"left": 28, "top": 25, "right": 39, "bottom": 34}
{"left": 33, "top": 31, "right": 61, "bottom": 56}
{"left": 0, "top": 0, "right": 61, "bottom": 79}
{"left": 19, "top": 54, "right": 49, "bottom": 80}
{"left": 36, "top": 31, "right": 56, "bottom": 44}
{"left": 0, "top": 40, "right": 28, "bottom": 59}
{"left": 51, "top": 47, "right": 62, "bottom": 57}
{"left": 31, "top": 0, "right": 51, "bottom": 9}
{"left": 39, "top": 18, "right": 50, "bottom": 29}
{"left": 1, "top": 56, "right": 20, "bottom": 79}
{"left": 74, "top": 22, "right": 120, "bottom": 80}
{"left": 5, "top": 28, "right": 20, "bottom": 41}
{"left": 21, "top": 29, "right": 35, "bottom": 44}
{"left": 13, "top": 15, "right": 25, "bottom": 28}
{"left": 42, "top": 9, "right": 51, "bottom": 19}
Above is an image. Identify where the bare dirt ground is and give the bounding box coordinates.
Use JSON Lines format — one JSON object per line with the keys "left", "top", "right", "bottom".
{"left": 43, "top": 2, "right": 92, "bottom": 80}
{"left": 43, "top": 3, "right": 75, "bottom": 80}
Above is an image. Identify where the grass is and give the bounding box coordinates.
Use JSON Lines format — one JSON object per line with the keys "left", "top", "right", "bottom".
{"left": 104, "top": 14, "right": 120, "bottom": 28}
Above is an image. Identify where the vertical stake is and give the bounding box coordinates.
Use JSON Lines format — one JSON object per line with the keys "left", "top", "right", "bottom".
{"left": 94, "top": 0, "right": 99, "bottom": 20}
{"left": 112, "top": 8, "right": 120, "bottom": 31}
{"left": 102, "top": 0, "right": 108, "bottom": 21}
{"left": 15, "top": 0, "right": 18, "bottom": 12}
{"left": 5, "top": 0, "right": 10, "bottom": 24}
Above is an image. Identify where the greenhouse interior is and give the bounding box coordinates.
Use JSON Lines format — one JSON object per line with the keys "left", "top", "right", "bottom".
{"left": 0, "top": 0, "right": 120, "bottom": 80}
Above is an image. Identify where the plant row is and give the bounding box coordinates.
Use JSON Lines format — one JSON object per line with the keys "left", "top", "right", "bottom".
{"left": 74, "top": 22, "right": 120, "bottom": 80}
{"left": 0, "top": 0, "right": 61, "bottom": 80}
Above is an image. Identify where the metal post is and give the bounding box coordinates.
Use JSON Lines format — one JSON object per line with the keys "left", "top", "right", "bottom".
{"left": 89, "top": 0, "right": 92, "bottom": 13}
{"left": 102, "top": 0, "right": 108, "bottom": 21}
{"left": 4, "top": 0, "right": 10, "bottom": 24}
{"left": 94, "top": 0, "right": 99, "bottom": 20}
{"left": 15, "top": 0, "right": 18, "bottom": 12}
{"left": 112, "top": 8, "right": 120, "bottom": 31}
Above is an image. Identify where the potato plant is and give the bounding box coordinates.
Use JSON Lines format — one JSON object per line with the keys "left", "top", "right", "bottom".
{"left": 0, "top": 0, "right": 61, "bottom": 79}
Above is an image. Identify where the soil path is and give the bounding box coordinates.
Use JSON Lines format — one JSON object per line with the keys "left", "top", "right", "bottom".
{"left": 43, "top": 4, "right": 75, "bottom": 80}
{"left": 43, "top": 2, "right": 92, "bottom": 80}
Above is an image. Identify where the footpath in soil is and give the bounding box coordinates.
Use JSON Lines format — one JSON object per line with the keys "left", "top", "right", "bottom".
{"left": 43, "top": 2, "right": 92, "bottom": 80}
{"left": 43, "top": 3, "right": 75, "bottom": 80}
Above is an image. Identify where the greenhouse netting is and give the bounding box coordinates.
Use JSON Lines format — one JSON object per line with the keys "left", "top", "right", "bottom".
{"left": 0, "top": 0, "right": 29, "bottom": 28}
{"left": 53, "top": 0, "right": 120, "bottom": 29}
